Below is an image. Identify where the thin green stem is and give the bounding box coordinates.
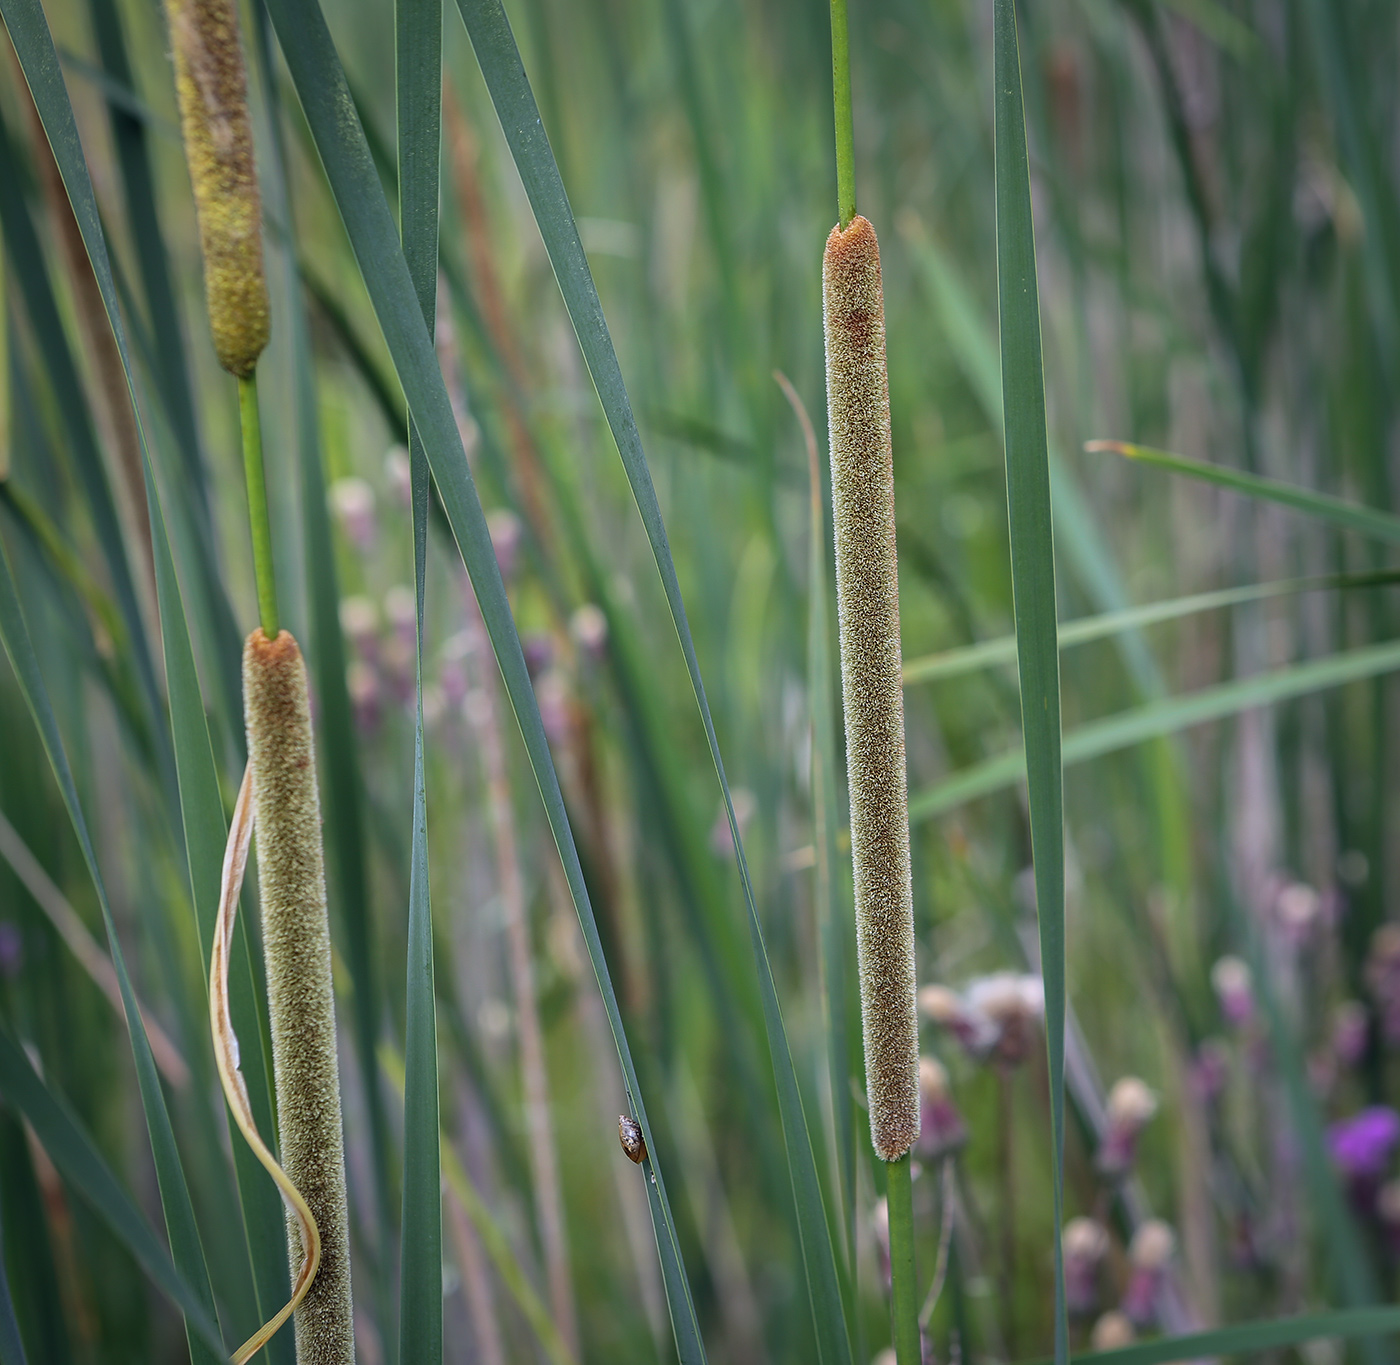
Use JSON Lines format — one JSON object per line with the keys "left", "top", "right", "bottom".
{"left": 829, "top": 0, "right": 855, "bottom": 228}
{"left": 239, "top": 372, "right": 279, "bottom": 638}
{"left": 887, "top": 1153, "right": 919, "bottom": 1365}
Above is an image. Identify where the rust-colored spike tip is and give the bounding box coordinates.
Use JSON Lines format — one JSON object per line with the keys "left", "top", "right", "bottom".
{"left": 823, "top": 215, "right": 920, "bottom": 1163}
{"left": 165, "top": 0, "right": 269, "bottom": 376}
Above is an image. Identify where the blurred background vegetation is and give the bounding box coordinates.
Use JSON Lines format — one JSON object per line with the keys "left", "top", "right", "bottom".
{"left": 1, "top": 0, "right": 1399, "bottom": 1361}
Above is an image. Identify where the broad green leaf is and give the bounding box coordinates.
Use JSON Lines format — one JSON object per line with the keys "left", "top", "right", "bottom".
{"left": 778, "top": 370, "right": 857, "bottom": 1308}
{"left": 249, "top": 3, "right": 397, "bottom": 1319}
{"left": 1, "top": 5, "right": 283, "bottom": 1352}
{"left": 993, "top": 6, "right": 1067, "bottom": 1363}
{"left": 0, "top": 1192, "right": 26, "bottom": 1365}
{"left": 1044, "top": 1305, "right": 1400, "bottom": 1365}
{"left": 249, "top": 0, "right": 705, "bottom": 1354}
{"left": 902, "top": 571, "right": 1400, "bottom": 685}
{"left": 909, "top": 637, "right": 1400, "bottom": 821}
{"left": 380, "top": 1048, "right": 574, "bottom": 1365}
{"left": 0, "top": 102, "right": 171, "bottom": 785}
{"left": 1090, "top": 440, "right": 1400, "bottom": 544}
{"left": 0, "top": 1024, "right": 223, "bottom": 1355}
{"left": 901, "top": 217, "right": 1167, "bottom": 699}
{"left": 454, "top": 4, "right": 848, "bottom": 1359}
{"left": 0, "top": 530, "right": 225, "bottom": 1365}
{"left": 396, "top": 0, "right": 443, "bottom": 1355}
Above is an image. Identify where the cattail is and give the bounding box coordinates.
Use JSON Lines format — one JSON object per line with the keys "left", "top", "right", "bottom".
{"left": 824, "top": 215, "right": 918, "bottom": 1162}
{"left": 243, "top": 629, "right": 354, "bottom": 1364}
{"left": 164, "top": 0, "right": 269, "bottom": 376}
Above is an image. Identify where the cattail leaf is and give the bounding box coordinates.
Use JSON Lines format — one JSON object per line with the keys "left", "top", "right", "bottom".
{"left": 395, "top": 0, "right": 443, "bottom": 1352}
{"left": 379, "top": 1050, "right": 576, "bottom": 1365}
{"left": 0, "top": 3, "right": 297, "bottom": 1353}
{"left": 248, "top": 0, "right": 706, "bottom": 1355}
{"left": 0, "top": 103, "right": 170, "bottom": 784}
{"left": 247, "top": 5, "right": 398, "bottom": 1313}
{"left": 1029, "top": 1305, "right": 1400, "bottom": 1365}
{"left": 909, "top": 636, "right": 1400, "bottom": 820}
{"left": 901, "top": 218, "right": 1167, "bottom": 699}
{"left": 778, "top": 370, "right": 857, "bottom": 1301}
{"left": 0, "top": 533, "right": 224, "bottom": 1364}
{"left": 456, "top": 3, "right": 852, "bottom": 1359}
{"left": 84, "top": 0, "right": 245, "bottom": 747}
{"left": 902, "top": 570, "right": 1400, "bottom": 685}
{"left": 1089, "top": 439, "right": 1400, "bottom": 544}
{"left": 0, "top": 1213, "right": 26, "bottom": 1365}
{"left": 0, "top": 1029, "right": 225, "bottom": 1356}
{"left": 992, "top": 4, "right": 1067, "bottom": 1362}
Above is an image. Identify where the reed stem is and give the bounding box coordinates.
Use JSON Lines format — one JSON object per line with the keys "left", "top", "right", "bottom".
{"left": 239, "top": 373, "right": 279, "bottom": 639}
{"left": 829, "top": 0, "right": 856, "bottom": 228}
{"left": 244, "top": 628, "right": 353, "bottom": 1363}
{"left": 886, "top": 1154, "right": 920, "bottom": 1365}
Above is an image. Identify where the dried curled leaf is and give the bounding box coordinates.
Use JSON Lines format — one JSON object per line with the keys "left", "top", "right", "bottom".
{"left": 209, "top": 767, "right": 321, "bottom": 1364}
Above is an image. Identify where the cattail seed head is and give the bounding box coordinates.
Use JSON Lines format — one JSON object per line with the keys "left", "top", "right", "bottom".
{"left": 164, "top": 0, "right": 269, "bottom": 376}
{"left": 824, "top": 215, "right": 918, "bottom": 1162}
{"left": 243, "top": 629, "right": 354, "bottom": 1363}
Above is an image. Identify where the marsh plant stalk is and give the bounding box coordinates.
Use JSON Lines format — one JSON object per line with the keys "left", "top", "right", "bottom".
{"left": 823, "top": 211, "right": 921, "bottom": 1361}
{"left": 244, "top": 631, "right": 355, "bottom": 1363}
{"left": 164, "top": 0, "right": 353, "bottom": 1354}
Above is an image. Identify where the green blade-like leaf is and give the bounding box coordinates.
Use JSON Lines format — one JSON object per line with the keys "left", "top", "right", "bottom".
{"left": 0, "top": 530, "right": 225, "bottom": 1365}
{"left": 901, "top": 216, "right": 1167, "bottom": 699}
{"left": 249, "top": 4, "right": 397, "bottom": 1321}
{"left": 0, "top": 102, "right": 171, "bottom": 784}
{"left": 1030, "top": 1305, "right": 1400, "bottom": 1365}
{"left": 0, "top": 5, "right": 292, "bottom": 1352}
{"left": 0, "top": 1197, "right": 26, "bottom": 1365}
{"left": 396, "top": 0, "right": 443, "bottom": 1353}
{"left": 901, "top": 571, "right": 1400, "bottom": 685}
{"left": 993, "top": 6, "right": 1066, "bottom": 1363}
{"left": 0, "top": 1028, "right": 223, "bottom": 1354}
{"left": 909, "top": 637, "right": 1400, "bottom": 821}
{"left": 250, "top": 0, "right": 704, "bottom": 1355}
{"left": 454, "top": 5, "right": 849, "bottom": 1359}
{"left": 788, "top": 372, "right": 857, "bottom": 1308}
{"left": 1090, "top": 440, "right": 1400, "bottom": 544}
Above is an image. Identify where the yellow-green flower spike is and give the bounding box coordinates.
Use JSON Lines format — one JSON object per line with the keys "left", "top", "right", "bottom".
{"left": 823, "top": 214, "right": 919, "bottom": 1163}
{"left": 164, "top": 0, "right": 269, "bottom": 376}
{"left": 243, "top": 629, "right": 354, "bottom": 1363}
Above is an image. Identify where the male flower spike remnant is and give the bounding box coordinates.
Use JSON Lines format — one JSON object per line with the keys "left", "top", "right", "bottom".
{"left": 164, "top": 0, "right": 269, "bottom": 377}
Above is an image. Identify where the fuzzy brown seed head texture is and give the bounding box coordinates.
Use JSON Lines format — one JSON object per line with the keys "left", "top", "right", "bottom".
{"left": 165, "top": 0, "right": 269, "bottom": 376}
{"left": 243, "top": 630, "right": 355, "bottom": 1364}
{"left": 823, "top": 216, "right": 920, "bottom": 1162}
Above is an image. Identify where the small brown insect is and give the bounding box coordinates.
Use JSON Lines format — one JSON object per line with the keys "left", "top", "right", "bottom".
{"left": 618, "top": 1114, "right": 646, "bottom": 1164}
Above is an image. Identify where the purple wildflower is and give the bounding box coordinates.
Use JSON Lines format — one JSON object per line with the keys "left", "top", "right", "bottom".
{"left": 0, "top": 922, "right": 21, "bottom": 978}
{"left": 1328, "top": 1107, "right": 1400, "bottom": 1184}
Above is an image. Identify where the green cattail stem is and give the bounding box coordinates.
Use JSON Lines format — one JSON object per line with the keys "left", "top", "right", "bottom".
{"left": 823, "top": 214, "right": 919, "bottom": 1165}
{"left": 886, "top": 1154, "right": 920, "bottom": 1365}
{"left": 164, "top": 0, "right": 269, "bottom": 377}
{"left": 243, "top": 629, "right": 353, "bottom": 1364}
{"left": 239, "top": 374, "right": 278, "bottom": 638}
{"left": 829, "top": 0, "right": 856, "bottom": 228}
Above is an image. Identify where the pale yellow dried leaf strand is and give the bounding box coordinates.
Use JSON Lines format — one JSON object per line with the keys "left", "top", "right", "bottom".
{"left": 209, "top": 767, "right": 322, "bottom": 1365}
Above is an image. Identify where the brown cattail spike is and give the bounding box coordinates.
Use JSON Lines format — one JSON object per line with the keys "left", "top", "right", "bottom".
{"left": 823, "top": 215, "right": 919, "bottom": 1162}
{"left": 165, "top": 0, "right": 269, "bottom": 376}
{"left": 243, "top": 630, "right": 353, "bottom": 1363}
